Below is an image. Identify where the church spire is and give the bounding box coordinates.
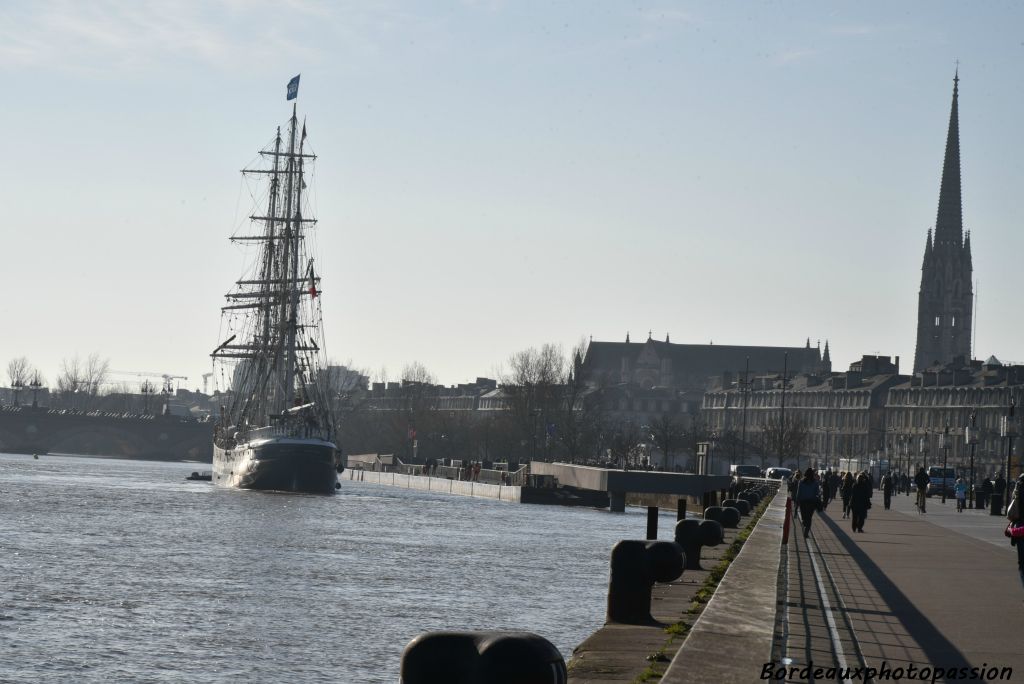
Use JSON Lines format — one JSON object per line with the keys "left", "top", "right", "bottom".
{"left": 934, "top": 69, "right": 963, "bottom": 246}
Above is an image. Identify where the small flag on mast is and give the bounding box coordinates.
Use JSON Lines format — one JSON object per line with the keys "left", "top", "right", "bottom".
{"left": 287, "top": 74, "right": 300, "bottom": 101}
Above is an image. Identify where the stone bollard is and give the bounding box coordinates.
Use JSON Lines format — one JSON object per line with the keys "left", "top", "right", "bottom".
{"left": 606, "top": 540, "right": 685, "bottom": 624}
{"left": 400, "top": 631, "right": 568, "bottom": 684}
{"left": 719, "top": 506, "right": 741, "bottom": 529}
{"left": 674, "top": 518, "right": 724, "bottom": 570}
{"left": 732, "top": 499, "right": 751, "bottom": 516}
{"left": 703, "top": 506, "right": 723, "bottom": 523}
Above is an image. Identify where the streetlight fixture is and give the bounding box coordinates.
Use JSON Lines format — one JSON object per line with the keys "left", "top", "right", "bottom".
{"left": 966, "top": 411, "right": 978, "bottom": 509}
{"left": 1001, "top": 399, "right": 1016, "bottom": 513}
{"left": 940, "top": 424, "right": 950, "bottom": 504}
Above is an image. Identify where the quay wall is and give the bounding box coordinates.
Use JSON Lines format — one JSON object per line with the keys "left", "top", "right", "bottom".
{"left": 0, "top": 406, "right": 212, "bottom": 461}
{"left": 342, "top": 469, "right": 522, "bottom": 503}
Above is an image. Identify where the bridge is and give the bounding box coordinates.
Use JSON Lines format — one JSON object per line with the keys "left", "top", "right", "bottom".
{"left": 0, "top": 406, "right": 213, "bottom": 461}
{"left": 529, "top": 461, "right": 732, "bottom": 512}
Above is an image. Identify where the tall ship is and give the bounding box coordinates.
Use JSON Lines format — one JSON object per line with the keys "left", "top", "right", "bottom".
{"left": 211, "top": 79, "right": 339, "bottom": 494}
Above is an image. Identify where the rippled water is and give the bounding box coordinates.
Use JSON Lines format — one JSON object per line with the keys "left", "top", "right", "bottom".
{"left": 0, "top": 453, "right": 666, "bottom": 683}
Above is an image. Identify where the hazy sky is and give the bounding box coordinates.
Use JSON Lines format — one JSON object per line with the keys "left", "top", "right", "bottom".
{"left": 3, "top": 1, "right": 1023, "bottom": 391}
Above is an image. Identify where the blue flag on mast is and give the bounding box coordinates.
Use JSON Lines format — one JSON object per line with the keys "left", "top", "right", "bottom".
{"left": 286, "top": 74, "right": 300, "bottom": 101}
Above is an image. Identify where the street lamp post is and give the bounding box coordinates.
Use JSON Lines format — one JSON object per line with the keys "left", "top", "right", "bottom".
{"left": 940, "top": 424, "right": 950, "bottom": 504}
{"left": 966, "top": 411, "right": 978, "bottom": 509}
{"left": 1002, "top": 400, "right": 1016, "bottom": 513}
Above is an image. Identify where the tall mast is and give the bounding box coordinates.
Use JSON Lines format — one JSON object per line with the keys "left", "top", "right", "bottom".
{"left": 278, "top": 104, "right": 299, "bottom": 410}
{"left": 286, "top": 120, "right": 307, "bottom": 406}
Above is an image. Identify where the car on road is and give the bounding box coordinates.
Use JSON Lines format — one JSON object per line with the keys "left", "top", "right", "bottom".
{"left": 765, "top": 467, "right": 793, "bottom": 480}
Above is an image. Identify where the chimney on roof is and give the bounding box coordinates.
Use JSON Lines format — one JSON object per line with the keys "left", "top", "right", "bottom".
{"left": 895, "top": 355, "right": 900, "bottom": 375}
{"left": 626, "top": 332, "right": 630, "bottom": 343}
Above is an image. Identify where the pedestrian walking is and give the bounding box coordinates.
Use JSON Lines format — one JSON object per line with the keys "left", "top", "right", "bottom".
{"left": 982, "top": 476, "right": 994, "bottom": 510}
{"left": 850, "top": 473, "right": 872, "bottom": 533}
{"left": 795, "top": 468, "right": 821, "bottom": 539}
{"left": 1007, "top": 475, "right": 1024, "bottom": 587}
{"left": 954, "top": 477, "right": 967, "bottom": 513}
{"left": 841, "top": 472, "right": 854, "bottom": 519}
{"left": 881, "top": 472, "right": 893, "bottom": 510}
{"left": 820, "top": 474, "right": 832, "bottom": 512}
{"left": 914, "top": 467, "right": 930, "bottom": 514}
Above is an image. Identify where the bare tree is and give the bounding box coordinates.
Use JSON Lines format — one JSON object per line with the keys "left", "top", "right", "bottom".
{"left": 649, "top": 412, "right": 685, "bottom": 470}
{"left": 501, "top": 343, "right": 566, "bottom": 461}
{"left": 6, "top": 357, "right": 32, "bottom": 405}
{"left": 83, "top": 353, "right": 110, "bottom": 396}
{"left": 762, "top": 415, "right": 809, "bottom": 467}
{"left": 608, "top": 421, "right": 641, "bottom": 469}
{"left": 400, "top": 361, "right": 436, "bottom": 385}
{"left": 56, "top": 356, "right": 84, "bottom": 397}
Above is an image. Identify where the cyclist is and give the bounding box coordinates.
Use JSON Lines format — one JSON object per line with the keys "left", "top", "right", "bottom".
{"left": 914, "top": 467, "right": 930, "bottom": 513}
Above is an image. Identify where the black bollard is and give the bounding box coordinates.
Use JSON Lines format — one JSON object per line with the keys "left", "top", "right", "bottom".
{"left": 674, "top": 519, "right": 724, "bottom": 570}
{"left": 677, "top": 498, "right": 687, "bottom": 521}
{"left": 606, "top": 540, "right": 685, "bottom": 624}
{"left": 732, "top": 499, "right": 751, "bottom": 516}
{"left": 719, "top": 506, "right": 741, "bottom": 529}
{"left": 401, "top": 631, "right": 567, "bottom": 684}
{"left": 704, "top": 506, "right": 723, "bottom": 523}
{"left": 647, "top": 506, "right": 658, "bottom": 540}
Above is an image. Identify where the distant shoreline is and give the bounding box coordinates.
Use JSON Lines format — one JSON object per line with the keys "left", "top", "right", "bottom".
{"left": 0, "top": 450, "right": 211, "bottom": 464}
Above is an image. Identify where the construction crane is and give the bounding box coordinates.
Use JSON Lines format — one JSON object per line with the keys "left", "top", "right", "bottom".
{"left": 111, "top": 370, "right": 189, "bottom": 394}
{"left": 202, "top": 372, "right": 214, "bottom": 395}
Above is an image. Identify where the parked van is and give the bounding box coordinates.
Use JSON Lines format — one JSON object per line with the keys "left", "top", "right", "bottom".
{"left": 731, "top": 464, "right": 762, "bottom": 478}
{"left": 926, "top": 466, "right": 956, "bottom": 497}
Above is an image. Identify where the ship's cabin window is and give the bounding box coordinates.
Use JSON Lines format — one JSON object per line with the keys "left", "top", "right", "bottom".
{"left": 935, "top": 316, "right": 941, "bottom": 326}
{"left": 951, "top": 316, "right": 956, "bottom": 327}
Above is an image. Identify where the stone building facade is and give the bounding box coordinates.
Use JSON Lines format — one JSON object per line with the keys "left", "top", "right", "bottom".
{"left": 579, "top": 334, "right": 829, "bottom": 430}
{"left": 883, "top": 356, "right": 1024, "bottom": 478}
{"left": 701, "top": 355, "right": 904, "bottom": 468}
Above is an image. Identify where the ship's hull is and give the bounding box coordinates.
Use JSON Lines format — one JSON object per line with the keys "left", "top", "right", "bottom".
{"left": 213, "top": 437, "right": 338, "bottom": 494}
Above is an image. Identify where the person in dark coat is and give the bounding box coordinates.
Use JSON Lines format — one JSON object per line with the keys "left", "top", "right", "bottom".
{"left": 850, "top": 473, "right": 872, "bottom": 533}
{"left": 795, "top": 468, "right": 821, "bottom": 538}
{"left": 820, "top": 472, "right": 832, "bottom": 511}
{"left": 996, "top": 473, "right": 1008, "bottom": 512}
{"left": 1007, "top": 475, "right": 1024, "bottom": 587}
{"left": 881, "top": 472, "right": 893, "bottom": 510}
{"left": 840, "top": 472, "right": 854, "bottom": 519}
{"left": 981, "top": 476, "right": 994, "bottom": 510}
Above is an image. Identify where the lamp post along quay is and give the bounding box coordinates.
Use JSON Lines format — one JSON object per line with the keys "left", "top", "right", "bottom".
{"left": 1002, "top": 400, "right": 1016, "bottom": 512}
{"left": 940, "top": 425, "right": 950, "bottom": 504}
{"left": 967, "top": 412, "right": 978, "bottom": 509}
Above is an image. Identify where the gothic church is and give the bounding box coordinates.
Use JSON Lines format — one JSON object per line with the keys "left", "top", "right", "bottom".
{"left": 913, "top": 71, "right": 973, "bottom": 373}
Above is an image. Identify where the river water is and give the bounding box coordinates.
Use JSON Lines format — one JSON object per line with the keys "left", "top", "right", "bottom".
{"left": 0, "top": 453, "right": 663, "bottom": 683}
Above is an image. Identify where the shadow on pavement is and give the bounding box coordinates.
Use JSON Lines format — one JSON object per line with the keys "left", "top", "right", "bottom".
{"left": 819, "top": 513, "right": 972, "bottom": 670}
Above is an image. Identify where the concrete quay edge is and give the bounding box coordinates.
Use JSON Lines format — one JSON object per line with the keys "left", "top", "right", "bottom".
{"left": 660, "top": 493, "right": 786, "bottom": 683}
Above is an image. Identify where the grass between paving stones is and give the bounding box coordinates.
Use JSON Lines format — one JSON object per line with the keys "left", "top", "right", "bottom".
{"left": 629, "top": 494, "right": 774, "bottom": 684}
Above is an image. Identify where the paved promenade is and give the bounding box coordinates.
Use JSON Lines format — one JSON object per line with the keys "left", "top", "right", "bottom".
{"left": 774, "top": 489, "right": 1024, "bottom": 682}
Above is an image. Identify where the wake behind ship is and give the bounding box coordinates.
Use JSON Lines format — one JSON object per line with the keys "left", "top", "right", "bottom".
{"left": 210, "top": 76, "right": 338, "bottom": 494}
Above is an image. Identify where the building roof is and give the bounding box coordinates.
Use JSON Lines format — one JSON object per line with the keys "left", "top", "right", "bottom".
{"left": 583, "top": 339, "right": 822, "bottom": 383}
